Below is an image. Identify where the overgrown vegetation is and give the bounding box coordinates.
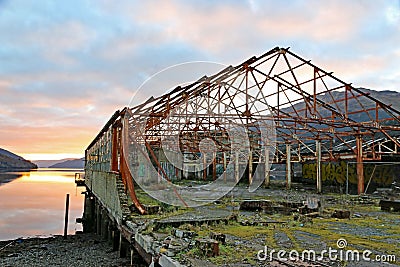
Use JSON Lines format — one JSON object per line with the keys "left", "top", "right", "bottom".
{"left": 130, "top": 187, "right": 400, "bottom": 265}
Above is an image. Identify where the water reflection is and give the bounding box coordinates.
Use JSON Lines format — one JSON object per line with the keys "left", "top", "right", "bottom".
{"left": 0, "top": 171, "right": 23, "bottom": 185}
{"left": 0, "top": 169, "right": 85, "bottom": 241}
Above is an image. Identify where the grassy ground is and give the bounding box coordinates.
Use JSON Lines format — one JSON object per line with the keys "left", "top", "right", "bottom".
{"left": 129, "top": 182, "right": 399, "bottom": 266}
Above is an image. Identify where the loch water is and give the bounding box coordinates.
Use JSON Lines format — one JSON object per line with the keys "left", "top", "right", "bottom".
{"left": 0, "top": 168, "right": 85, "bottom": 241}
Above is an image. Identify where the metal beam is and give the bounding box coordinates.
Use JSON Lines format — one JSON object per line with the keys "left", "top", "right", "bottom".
{"left": 286, "top": 144, "right": 291, "bottom": 190}
{"left": 356, "top": 135, "right": 364, "bottom": 194}
{"left": 316, "top": 140, "right": 322, "bottom": 193}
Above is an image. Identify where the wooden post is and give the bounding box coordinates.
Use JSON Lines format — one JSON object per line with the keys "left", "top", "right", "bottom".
{"left": 101, "top": 214, "right": 108, "bottom": 240}
{"left": 96, "top": 201, "right": 101, "bottom": 235}
{"left": 63, "top": 194, "right": 70, "bottom": 239}
{"left": 119, "top": 236, "right": 129, "bottom": 258}
{"left": 82, "top": 193, "right": 95, "bottom": 233}
{"left": 112, "top": 229, "right": 120, "bottom": 251}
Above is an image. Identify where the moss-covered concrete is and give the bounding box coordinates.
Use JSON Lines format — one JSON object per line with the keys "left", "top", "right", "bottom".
{"left": 125, "top": 182, "right": 400, "bottom": 266}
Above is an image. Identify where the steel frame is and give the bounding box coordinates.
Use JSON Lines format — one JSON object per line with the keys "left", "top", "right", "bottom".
{"left": 86, "top": 47, "right": 400, "bottom": 204}
{"left": 127, "top": 47, "right": 400, "bottom": 159}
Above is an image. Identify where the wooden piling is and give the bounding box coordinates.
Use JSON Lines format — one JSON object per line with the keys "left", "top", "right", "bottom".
{"left": 64, "top": 194, "right": 70, "bottom": 239}
{"left": 119, "top": 236, "right": 129, "bottom": 258}
{"left": 112, "top": 229, "right": 120, "bottom": 251}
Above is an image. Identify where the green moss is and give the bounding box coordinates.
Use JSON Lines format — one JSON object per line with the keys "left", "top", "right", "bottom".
{"left": 131, "top": 187, "right": 400, "bottom": 265}
{"left": 210, "top": 244, "right": 256, "bottom": 265}
{"left": 216, "top": 222, "right": 273, "bottom": 238}
{"left": 288, "top": 217, "right": 400, "bottom": 262}
{"left": 134, "top": 188, "right": 161, "bottom": 206}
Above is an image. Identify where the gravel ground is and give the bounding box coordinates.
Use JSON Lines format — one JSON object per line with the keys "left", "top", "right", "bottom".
{"left": 0, "top": 233, "right": 133, "bottom": 267}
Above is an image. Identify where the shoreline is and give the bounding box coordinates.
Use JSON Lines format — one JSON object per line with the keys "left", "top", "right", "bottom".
{"left": 0, "top": 234, "right": 60, "bottom": 243}
{"left": 0, "top": 233, "right": 133, "bottom": 267}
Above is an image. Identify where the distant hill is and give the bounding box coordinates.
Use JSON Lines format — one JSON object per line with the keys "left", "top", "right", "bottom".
{"left": 0, "top": 148, "right": 37, "bottom": 170}
{"left": 362, "top": 89, "right": 400, "bottom": 111}
{"left": 49, "top": 158, "right": 84, "bottom": 169}
{"left": 33, "top": 158, "right": 76, "bottom": 168}
{"left": 282, "top": 88, "right": 400, "bottom": 120}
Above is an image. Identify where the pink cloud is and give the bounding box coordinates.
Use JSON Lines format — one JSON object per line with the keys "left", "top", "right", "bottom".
{"left": 0, "top": 0, "right": 398, "bottom": 158}
{"left": 316, "top": 54, "right": 388, "bottom": 82}
{"left": 0, "top": 124, "right": 94, "bottom": 155}
{"left": 132, "top": 1, "right": 380, "bottom": 54}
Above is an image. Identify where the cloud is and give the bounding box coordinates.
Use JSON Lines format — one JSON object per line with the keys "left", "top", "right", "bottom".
{"left": 131, "top": 1, "right": 385, "bottom": 56}
{"left": 0, "top": 0, "right": 399, "bottom": 156}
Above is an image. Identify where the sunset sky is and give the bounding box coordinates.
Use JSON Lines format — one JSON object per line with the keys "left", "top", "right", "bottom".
{"left": 0, "top": 0, "right": 399, "bottom": 160}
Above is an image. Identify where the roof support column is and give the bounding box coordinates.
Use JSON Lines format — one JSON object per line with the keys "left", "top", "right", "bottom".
{"left": 203, "top": 154, "right": 207, "bottom": 181}
{"left": 235, "top": 151, "right": 239, "bottom": 183}
{"left": 316, "top": 140, "right": 322, "bottom": 193}
{"left": 212, "top": 155, "right": 217, "bottom": 181}
{"left": 356, "top": 135, "right": 364, "bottom": 194}
{"left": 286, "top": 144, "right": 291, "bottom": 190}
{"left": 223, "top": 152, "right": 227, "bottom": 183}
{"left": 264, "top": 146, "right": 270, "bottom": 188}
{"left": 249, "top": 152, "right": 253, "bottom": 185}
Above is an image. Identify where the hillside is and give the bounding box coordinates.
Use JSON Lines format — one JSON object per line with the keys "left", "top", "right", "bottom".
{"left": 33, "top": 158, "right": 75, "bottom": 168}
{"left": 49, "top": 158, "right": 84, "bottom": 169}
{"left": 0, "top": 148, "right": 37, "bottom": 170}
{"left": 281, "top": 88, "right": 400, "bottom": 120}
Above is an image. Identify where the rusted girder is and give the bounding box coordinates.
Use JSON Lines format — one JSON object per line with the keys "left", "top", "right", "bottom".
{"left": 86, "top": 46, "right": 400, "bottom": 200}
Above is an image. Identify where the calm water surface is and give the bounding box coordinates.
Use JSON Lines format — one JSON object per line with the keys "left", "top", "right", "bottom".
{"left": 0, "top": 168, "right": 85, "bottom": 241}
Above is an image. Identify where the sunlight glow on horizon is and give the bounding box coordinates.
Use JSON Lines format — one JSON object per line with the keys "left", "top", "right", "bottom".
{"left": 21, "top": 153, "right": 84, "bottom": 161}
{"left": 19, "top": 173, "right": 74, "bottom": 183}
